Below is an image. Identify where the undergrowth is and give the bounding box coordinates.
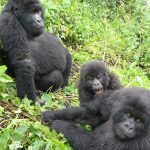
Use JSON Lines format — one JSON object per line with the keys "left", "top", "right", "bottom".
{"left": 0, "top": 0, "right": 150, "bottom": 149}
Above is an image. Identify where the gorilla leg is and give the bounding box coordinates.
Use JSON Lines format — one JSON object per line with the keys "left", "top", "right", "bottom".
{"left": 36, "top": 70, "right": 63, "bottom": 92}
{"left": 52, "top": 120, "right": 89, "bottom": 150}
{"left": 62, "top": 50, "right": 72, "bottom": 87}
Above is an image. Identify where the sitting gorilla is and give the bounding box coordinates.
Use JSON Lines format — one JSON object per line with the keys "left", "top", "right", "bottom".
{"left": 0, "top": 0, "right": 72, "bottom": 104}
{"left": 78, "top": 60, "right": 122, "bottom": 106}
{"left": 51, "top": 88, "right": 150, "bottom": 150}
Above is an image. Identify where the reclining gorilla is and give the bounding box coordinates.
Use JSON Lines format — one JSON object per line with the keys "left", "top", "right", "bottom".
{"left": 51, "top": 88, "right": 150, "bottom": 150}
{"left": 43, "top": 60, "right": 123, "bottom": 127}
{"left": 0, "top": 0, "right": 72, "bottom": 104}
{"left": 78, "top": 60, "right": 122, "bottom": 106}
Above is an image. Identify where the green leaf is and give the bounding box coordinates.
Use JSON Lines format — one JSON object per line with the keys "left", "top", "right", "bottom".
{"left": 0, "top": 66, "right": 7, "bottom": 74}
{"left": 33, "top": 139, "right": 45, "bottom": 150}
{"left": 28, "top": 126, "right": 42, "bottom": 137}
{"left": 41, "top": 94, "right": 52, "bottom": 107}
{"left": 0, "top": 93, "right": 8, "bottom": 98}
{"left": 16, "top": 125, "right": 28, "bottom": 135}
{"left": 0, "top": 106, "right": 4, "bottom": 116}
{"left": 9, "top": 141, "right": 23, "bottom": 150}
{"left": 0, "top": 130, "right": 10, "bottom": 150}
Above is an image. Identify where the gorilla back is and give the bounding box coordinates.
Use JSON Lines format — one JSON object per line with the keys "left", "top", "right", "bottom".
{"left": 0, "top": 0, "right": 72, "bottom": 104}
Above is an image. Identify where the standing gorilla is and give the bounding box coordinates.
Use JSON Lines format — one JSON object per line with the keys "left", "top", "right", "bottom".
{"left": 0, "top": 0, "right": 72, "bottom": 104}
{"left": 78, "top": 60, "right": 122, "bottom": 106}
{"left": 51, "top": 88, "right": 150, "bottom": 150}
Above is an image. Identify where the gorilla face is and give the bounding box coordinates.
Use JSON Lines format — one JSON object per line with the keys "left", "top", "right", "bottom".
{"left": 114, "top": 112, "right": 147, "bottom": 140}
{"left": 81, "top": 60, "right": 110, "bottom": 96}
{"left": 13, "top": 0, "right": 44, "bottom": 37}
{"left": 112, "top": 91, "right": 150, "bottom": 140}
{"left": 85, "top": 72, "right": 110, "bottom": 95}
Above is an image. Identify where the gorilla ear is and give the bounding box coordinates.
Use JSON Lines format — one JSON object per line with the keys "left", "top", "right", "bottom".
{"left": 108, "top": 72, "right": 122, "bottom": 90}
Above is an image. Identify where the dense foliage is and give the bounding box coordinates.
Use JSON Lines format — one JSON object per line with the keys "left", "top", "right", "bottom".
{"left": 0, "top": 0, "right": 149, "bottom": 149}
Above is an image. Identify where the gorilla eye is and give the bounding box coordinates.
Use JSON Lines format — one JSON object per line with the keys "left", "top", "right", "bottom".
{"left": 136, "top": 118, "right": 141, "bottom": 123}
{"left": 29, "top": 9, "right": 36, "bottom": 13}
{"left": 127, "top": 113, "right": 132, "bottom": 118}
{"left": 87, "top": 76, "right": 93, "bottom": 80}
{"left": 13, "top": 6, "right": 18, "bottom": 13}
{"left": 97, "top": 74, "right": 102, "bottom": 79}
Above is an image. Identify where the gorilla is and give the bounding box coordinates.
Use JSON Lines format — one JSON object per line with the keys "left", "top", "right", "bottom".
{"left": 0, "top": 0, "right": 72, "bottom": 104}
{"left": 78, "top": 60, "right": 122, "bottom": 106}
{"left": 51, "top": 88, "right": 150, "bottom": 150}
{"left": 42, "top": 60, "right": 123, "bottom": 127}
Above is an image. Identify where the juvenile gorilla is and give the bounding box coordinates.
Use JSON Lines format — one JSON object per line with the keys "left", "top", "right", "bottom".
{"left": 43, "top": 60, "right": 122, "bottom": 127}
{"left": 78, "top": 60, "right": 122, "bottom": 106}
{"left": 51, "top": 88, "right": 150, "bottom": 150}
{"left": 0, "top": 0, "right": 72, "bottom": 104}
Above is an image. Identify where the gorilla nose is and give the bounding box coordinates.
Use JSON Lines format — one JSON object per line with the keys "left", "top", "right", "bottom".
{"left": 125, "top": 121, "right": 134, "bottom": 130}
{"left": 37, "top": 19, "right": 43, "bottom": 25}
{"left": 93, "top": 79, "right": 100, "bottom": 86}
{"left": 37, "top": 20, "right": 40, "bottom": 23}
{"left": 94, "top": 82, "right": 99, "bottom": 86}
{"left": 37, "top": 19, "right": 42, "bottom": 23}
{"left": 36, "top": 18, "right": 44, "bottom": 27}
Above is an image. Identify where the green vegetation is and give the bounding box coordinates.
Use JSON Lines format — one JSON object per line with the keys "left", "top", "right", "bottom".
{"left": 0, "top": 0, "right": 150, "bottom": 149}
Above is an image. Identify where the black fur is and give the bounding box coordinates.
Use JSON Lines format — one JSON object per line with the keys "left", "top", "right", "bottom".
{"left": 51, "top": 88, "right": 150, "bottom": 150}
{"left": 42, "top": 60, "right": 122, "bottom": 127}
{"left": 0, "top": 0, "right": 72, "bottom": 103}
{"left": 78, "top": 60, "right": 122, "bottom": 106}
{"left": 42, "top": 106, "right": 102, "bottom": 127}
{"left": 42, "top": 90, "right": 115, "bottom": 127}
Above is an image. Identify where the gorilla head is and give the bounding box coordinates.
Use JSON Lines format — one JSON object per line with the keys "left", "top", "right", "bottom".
{"left": 78, "top": 60, "right": 122, "bottom": 106}
{"left": 112, "top": 88, "right": 150, "bottom": 141}
{"left": 4, "top": 0, "right": 44, "bottom": 37}
{"left": 80, "top": 60, "right": 111, "bottom": 94}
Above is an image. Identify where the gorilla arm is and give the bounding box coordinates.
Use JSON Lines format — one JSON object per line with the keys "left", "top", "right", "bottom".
{"left": 0, "top": 13, "right": 37, "bottom": 102}
{"left": 42, "top": 106, "right": 101, "bottom": 127}
{"left": 42, "top": 91, "right": 115, "bottom": 127}
{"left": 51, "top": 120, "right": 89, "bottom": 150}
